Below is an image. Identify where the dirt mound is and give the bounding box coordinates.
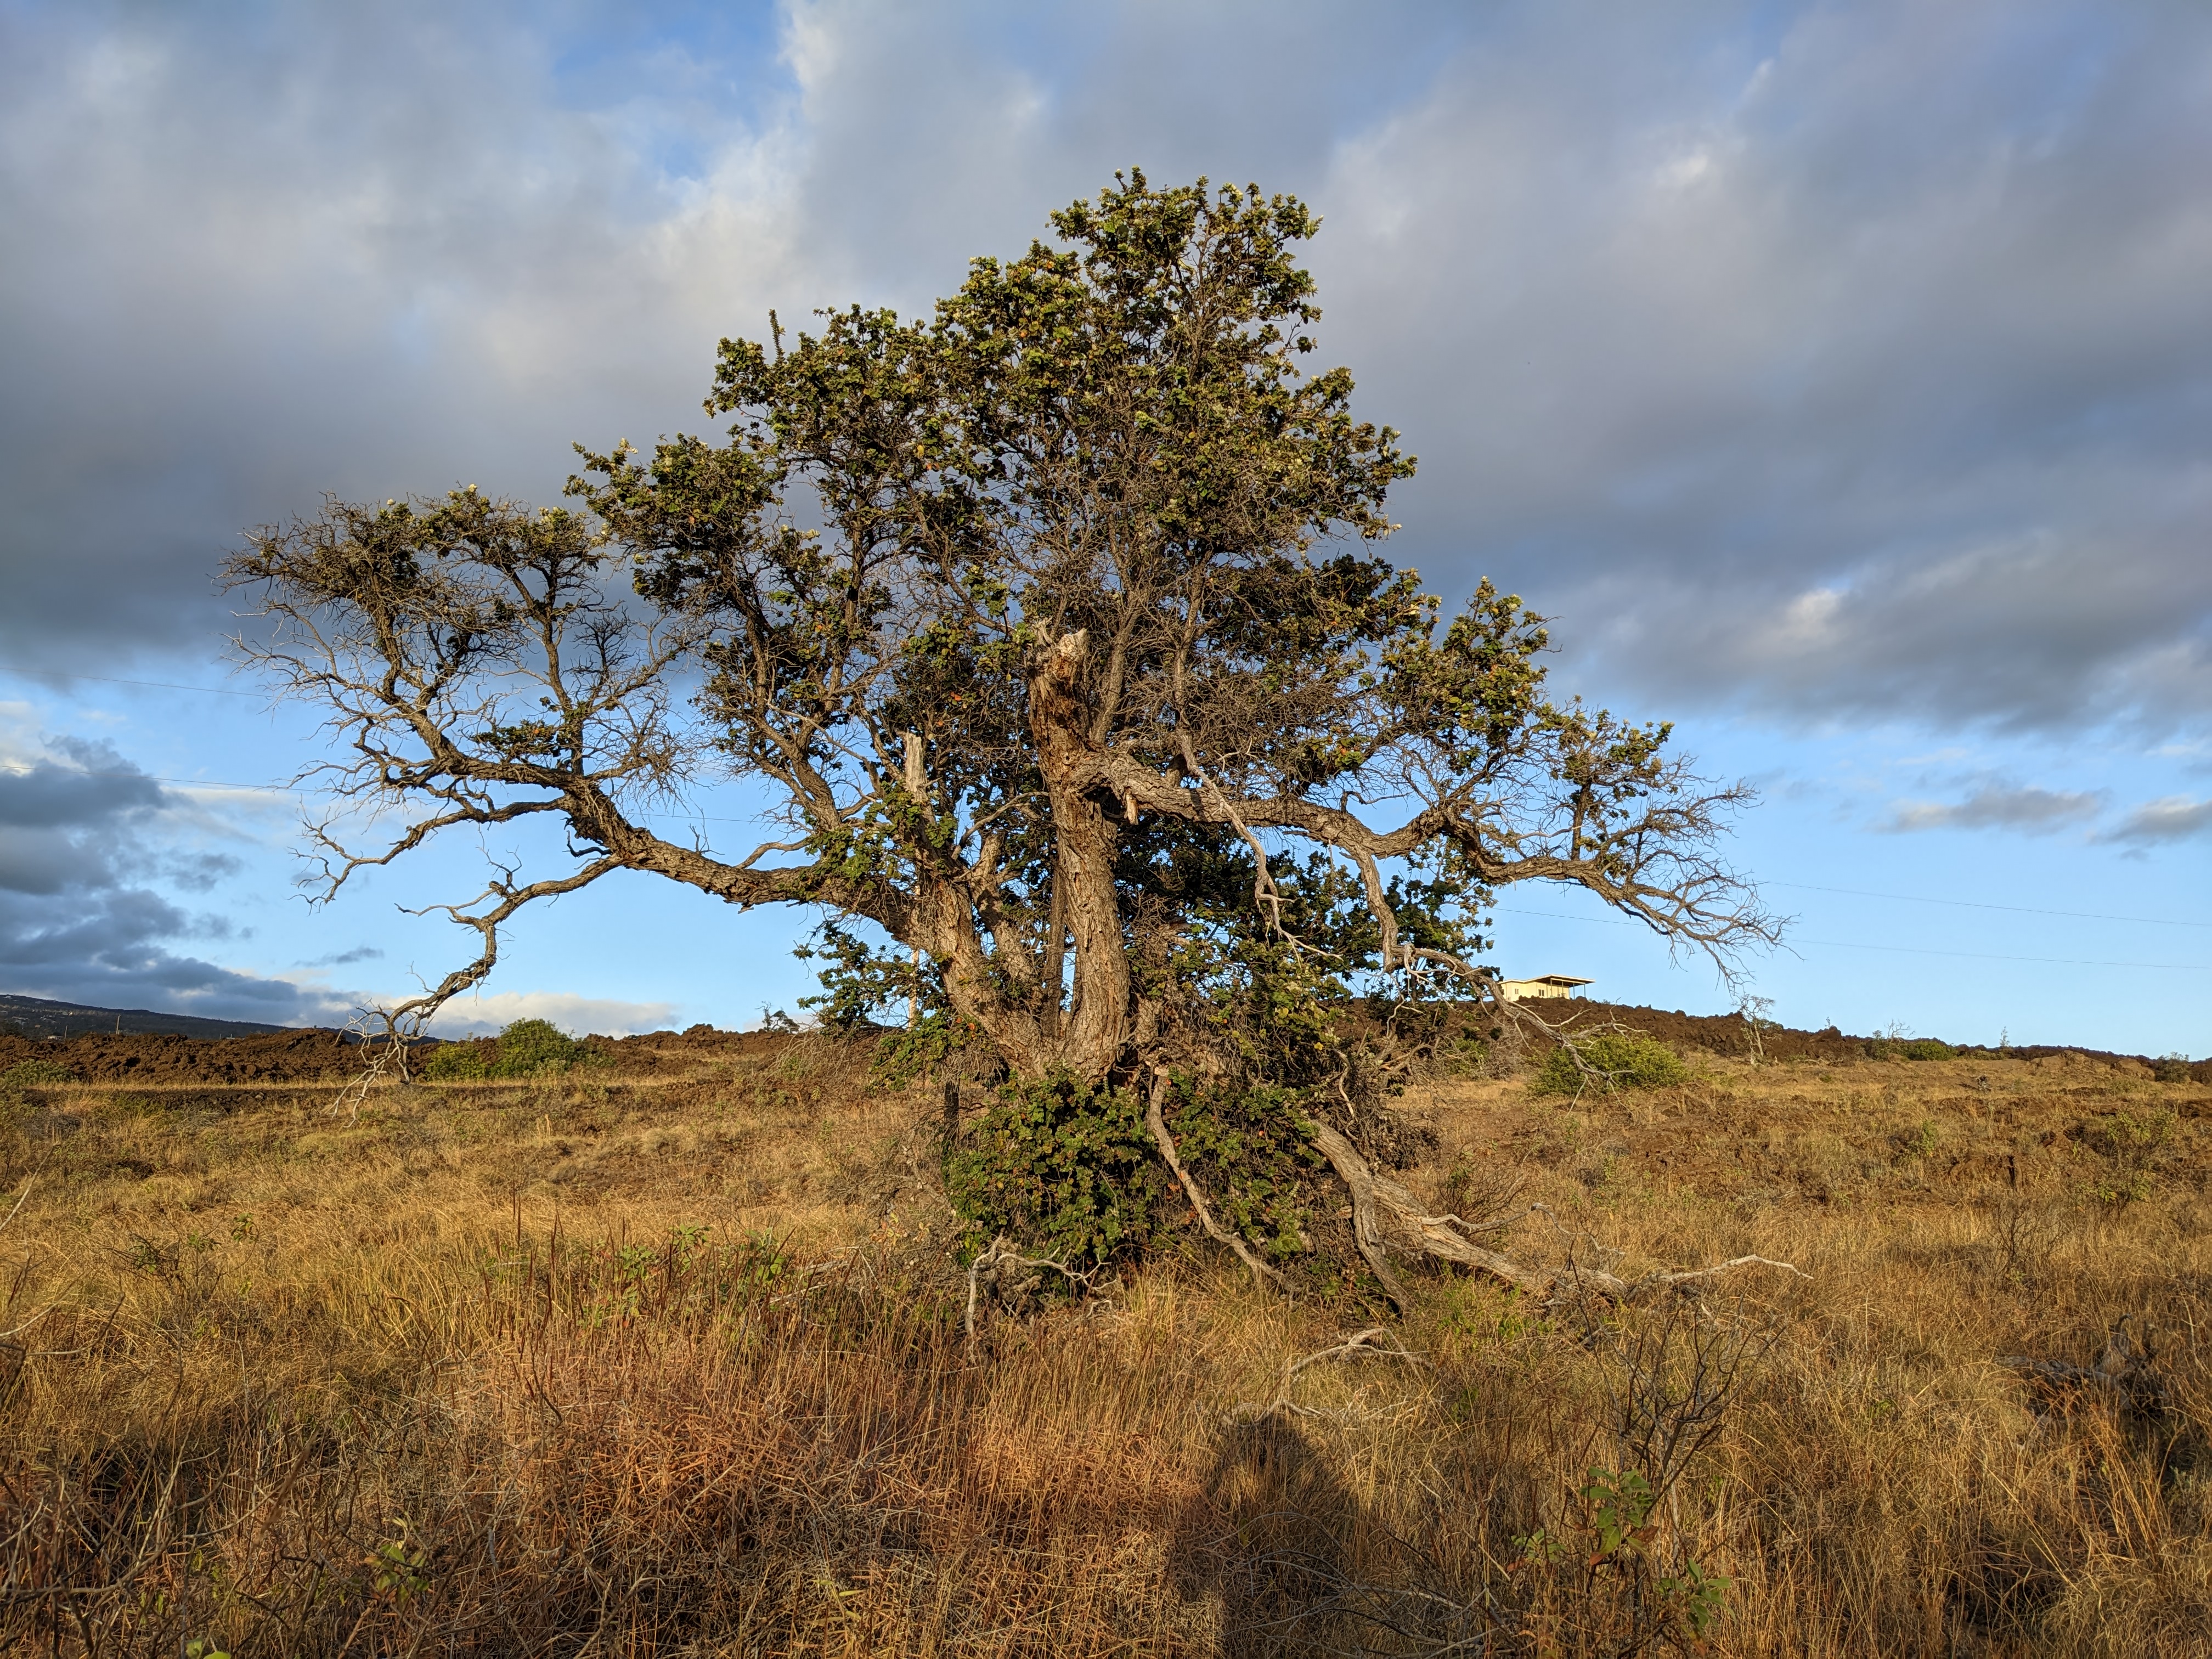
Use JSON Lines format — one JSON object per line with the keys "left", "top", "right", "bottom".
{"left": 1542, "top": 1001, "right": 2200, "bottom": 1075}
{"left": 1537, "top": 1001, "right": 1870, "bottom": 1063}
{"left": 6, "top": 1008, "right": 2194, "bottom": 1089}
{"left": 0, "top": 1024, "right": 794, "bottom": 1086}
{"left": 569, "top": 1028, "right": 795, "bottom": 1074}
{"left": 0, "top": 1027, "right": 370, "bottom": 1084}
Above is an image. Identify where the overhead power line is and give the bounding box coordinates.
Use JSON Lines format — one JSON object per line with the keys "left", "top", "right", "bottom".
{"left": 4, "top": 766, "right": 769, "bottom": 831}
{"left": 2, "top": 669, "right": 261, "bottom": 698}
{"left": 1764, "top": 878, "right": 2211, "bottom": 930}
{"left": 9, "top": 749, "right": 2209, "bottom": 939}
{"left": 1494, "top": 905, "right": 2212, "bottom": 973}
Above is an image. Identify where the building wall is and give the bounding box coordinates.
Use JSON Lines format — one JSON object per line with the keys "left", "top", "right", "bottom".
{"left": 1501, "top": 979, "right": 1583, "bottom": 1002}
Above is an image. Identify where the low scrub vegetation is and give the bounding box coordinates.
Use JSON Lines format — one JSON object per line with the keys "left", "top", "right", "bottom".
{"left": 1532, "top": 1031, "right": 1692, "bottom": 1096}
{"left": 0, "top": 1026, "right": 2208, "bottom": 1655}
{"left": 421, "top": 1017, "right": 605, "bottom": 1081}
{"left": 0, "top": 1057, "right": 75, "bottom": 1109}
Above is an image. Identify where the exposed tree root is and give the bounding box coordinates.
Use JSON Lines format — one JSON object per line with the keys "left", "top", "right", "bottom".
{"left": 1305, "top": 1117, "right": 1806, "bottom": 1313}
{"left": 1226, "top": 1325, "right": 1428, "bottom": 1425}
{"left": 1307, "top": 1119, "right": 1540, "bottom": 1311}
{"left": 2002, "top": 1316, "right": 2166, "bottom": 1415}
{"left": 963, "top": 1235, "right": 1097, "bottom": 1342}
{"left": 1145, "top": 1075, "right": 1287, "bottom": 1292}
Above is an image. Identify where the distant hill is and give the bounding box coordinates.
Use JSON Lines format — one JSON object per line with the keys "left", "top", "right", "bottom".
{"left": 0, "top": 994, "right": 304, "bottom": 1041}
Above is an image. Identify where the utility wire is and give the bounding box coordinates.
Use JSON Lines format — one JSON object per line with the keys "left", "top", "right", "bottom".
{"left": 14, "top": 668, "right": 2208, "bottom": 923}
{"left": 8, "top": 768, "right": 767, "bottom": 833}
{"left": 2, "top": 669, "right": 260, "bottom": 698}
{"left": 1764, "top": 878, "right": 2211, "bottom": 930}
{"left": 1494, "top": 905, "right": 2212, "bottom": 973}
{"left": 82, "top": 773, "right": 2212, "bottom": 930}
{"left": 12, "top": 752, "right": 2211, "bottom": 941}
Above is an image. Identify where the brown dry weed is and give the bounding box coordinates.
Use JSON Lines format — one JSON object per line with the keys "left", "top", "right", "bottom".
{"left": 0, "top": 1033, "right": 2205, "bottom": 1655}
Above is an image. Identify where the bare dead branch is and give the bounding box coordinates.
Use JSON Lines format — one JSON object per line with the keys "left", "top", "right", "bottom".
{"left": 1146, "top": 1074, "right": 1287, "bottom": 1292}
{"left": 1225, "top": 1325, "right": 1428, "bottom": 1425}
{"left": 963, "top": 1234, "right": 1097, "bottom": 1341}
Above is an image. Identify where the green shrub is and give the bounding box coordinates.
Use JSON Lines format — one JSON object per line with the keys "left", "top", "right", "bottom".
{"left": 1531, "top": 1033, "right": 1688, "bottom": 1097}
{"left": 1161, "top": 1077, "right": 1327, "bottom": 1264}
{"left": 1867, "top": 1036, "right": 1954, "bottom": 1061}
{"left": 424, "top": 1019, "right": 598, "bottom": 1081}
{"left": 423, "top": 1040, "right": 492, "bottom": 1081}
{"left": 2, "top": 1058, "right": 76, "bottom": 1091}
{"left": 944, "top": 1074, "right": 1164, "bottom": 1267}
{"left": 1, "top": 1058, "right": 76, "bottom": 1111}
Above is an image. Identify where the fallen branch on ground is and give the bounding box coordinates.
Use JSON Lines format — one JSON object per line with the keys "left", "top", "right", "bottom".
{"left": 2001, "top": 1316, "right": 2165, "bottom": 1415}
{"left": 1226, "top": 1325, "right": 1429, "bottom": 1424}
{"left": 964, "top": 1235, "right": 1098, "bottom": 1341}
{"left": 1306, "top": 1123, "right": 1807, "bottom": 1314}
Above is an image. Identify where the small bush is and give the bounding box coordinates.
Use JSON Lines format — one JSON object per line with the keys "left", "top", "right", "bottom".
{"left": 1867, "top": 1036, "right": 1954, "bottom": 1061}
{"left": 944, "top": 1074, "right": 1163, "bottom": 1267}
{"left": 1531, "top": 1033, "right": 1688, "bottom": 1097}
{"left": 424, "top": 1019, "right": 599, "bottom": 1081}
{"left": 1, "top": 1059, "right": 76, "bottom": 1094}
{"left": 2081, "top": 1108, "right": 2174, "bottom": 1208}
{"left": 1, "top": 1058, "right": 76, "bottom": 1115}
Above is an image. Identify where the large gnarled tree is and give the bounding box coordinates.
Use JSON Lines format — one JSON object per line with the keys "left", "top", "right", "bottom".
{"left": 229, "top": 173, "right": 1775, "bottom": 1297}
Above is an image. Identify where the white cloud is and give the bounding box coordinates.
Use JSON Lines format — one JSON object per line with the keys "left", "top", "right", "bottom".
{"left": 5, "top": 0, "right": 2208, "bottom": 742}
{"left": 424, "top": 990, "right": 679, "bottom": 1039}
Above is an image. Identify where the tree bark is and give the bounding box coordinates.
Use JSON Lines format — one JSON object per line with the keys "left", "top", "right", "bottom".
{"left": 1025, "top": 631, "right": 1132, "bottom": 1081}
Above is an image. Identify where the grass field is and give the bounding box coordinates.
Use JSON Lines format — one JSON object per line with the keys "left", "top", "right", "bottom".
{"left": 1, "top": 1030, "right": 2207, "bottom": 1655}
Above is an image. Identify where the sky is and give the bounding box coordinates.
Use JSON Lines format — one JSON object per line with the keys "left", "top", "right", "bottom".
{"left": 0, "top": 0, "right": 2206, "bottom": 1051}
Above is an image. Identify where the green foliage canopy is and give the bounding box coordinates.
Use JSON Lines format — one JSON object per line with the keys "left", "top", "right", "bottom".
{"left": 229, "top": 170, "right": 1773, "bottom": 1093}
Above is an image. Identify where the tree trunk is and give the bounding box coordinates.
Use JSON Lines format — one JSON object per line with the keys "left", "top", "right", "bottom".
{"left": 1025, "top": 631, "right": 1131, "bottom": 1082}
{"left": 1041, "top": 872, "right": 1066, "bottom": 1039}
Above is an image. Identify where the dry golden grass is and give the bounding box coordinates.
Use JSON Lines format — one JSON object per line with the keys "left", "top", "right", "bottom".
{"left": 0, "top": 1034, "right": 2207, "bottom": 1655}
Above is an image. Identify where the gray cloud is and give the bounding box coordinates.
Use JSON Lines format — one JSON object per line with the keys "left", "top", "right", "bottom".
{"left": 165, "top": 850, "right": 247, "bottom": 893}
{"left": 0, "top": 884, "right": 346, "bottom": 1020}
{"left": 1, "top": 0, "right": 2207, "bottom": 751}
{"left": 2101, "top": 795, "right": 2212, "bottom": 845}
{"left": 0, "top": 738, "right": 170, "bottom": 895}
{"left": 1881, "top": 784, "right": 2106, "bottom": 834}
{"left": 1311, "top": 1, "right": 2212, "bottom": 733}
{"left": 0, "top": 731, "right": 348, "bottom": 1021}
{"left": 0, "top": 736, "right": 166, "bottom": 833}
{"left": 296, "top": 946, "right": 385, "bottom": 968}
{"left": 0, "top": 2, "right": 785, "bottom": 667}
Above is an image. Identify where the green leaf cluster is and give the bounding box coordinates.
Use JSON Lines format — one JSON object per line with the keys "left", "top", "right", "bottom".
{"left": 1579, "top": 1466, "right": 1657, "bottom": 1562}
{"left": 945, "top": 1075, "right": 1164, "bottom": 1267}
{"left": 1161, "top": 1076, "right": 1329, "bottom": 1263}
{"left": 794, "top": 917, "right": 979, "bottom": 1085}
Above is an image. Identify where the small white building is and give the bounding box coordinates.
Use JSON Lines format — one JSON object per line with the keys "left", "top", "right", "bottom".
{"left": 1500, "top": 974, "right": 1594, "bottom": 1003}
